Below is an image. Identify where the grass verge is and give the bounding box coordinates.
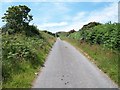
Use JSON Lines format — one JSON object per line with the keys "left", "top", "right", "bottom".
{"left": 62, "top": 37, "right": 119, "bottom": 86}
{"left": 2, "top": 32, "right": 56, "bottom": 88}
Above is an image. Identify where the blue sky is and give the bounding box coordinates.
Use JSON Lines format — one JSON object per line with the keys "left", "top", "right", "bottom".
{"left": 1, "top": 1, "right": 118, "bottom": 32}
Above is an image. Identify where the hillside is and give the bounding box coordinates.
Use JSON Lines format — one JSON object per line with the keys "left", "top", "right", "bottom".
{"left": 1, "top": 5, "right": 56, "bottom": 88}
{"left": 66, "top": 22, "right": 120, "bottom": 50}
{"left": 60, "top": 22, "right": 120, "bottom": 86}
{"left": 2, "top": 29, "right": 55, "bottom": 88}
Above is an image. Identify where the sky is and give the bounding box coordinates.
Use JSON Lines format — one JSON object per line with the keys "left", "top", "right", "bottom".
{"left": 0, "top": 0, "right": 119, "bottom": 33}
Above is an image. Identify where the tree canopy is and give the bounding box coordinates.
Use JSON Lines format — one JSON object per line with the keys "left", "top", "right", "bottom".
{"left": 2, "top": 5, "right": 33, "bottom": 32}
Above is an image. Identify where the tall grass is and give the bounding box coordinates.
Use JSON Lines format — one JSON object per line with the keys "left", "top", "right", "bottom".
{"left": 63, "top": 38, "right": 119, "bottom": 86}
{"left": 2, "top": 32, "right": 56, "bottom": 88}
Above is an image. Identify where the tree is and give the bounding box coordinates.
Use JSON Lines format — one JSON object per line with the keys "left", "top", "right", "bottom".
{"left": 2, "top": 5, "right": 33, "bottom": 32}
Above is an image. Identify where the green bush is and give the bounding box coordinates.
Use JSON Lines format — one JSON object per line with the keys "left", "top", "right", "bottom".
{"left": 70, "top": 22, "right": 120, "bottom": 50}
{"left": 2, "top": 32, "right": 55, "bottom": 86}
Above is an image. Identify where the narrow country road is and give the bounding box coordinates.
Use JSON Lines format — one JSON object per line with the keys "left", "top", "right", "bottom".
{"left": 32, "top": 38, "right": 117, "bottom": 88}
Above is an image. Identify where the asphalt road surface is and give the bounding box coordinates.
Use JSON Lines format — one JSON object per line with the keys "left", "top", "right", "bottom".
{"left": 32, "top": 38, "right": 117, "bottom": 88}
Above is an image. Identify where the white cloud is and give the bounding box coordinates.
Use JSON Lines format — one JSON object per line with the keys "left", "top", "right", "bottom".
{"left": 72, "top": 12, "right": 86, "bottom": 21}
{"left": 35, "top": 2, "right": 118, "bottom": 33}
{"left": 53, "top": 2, "right": 118, "bottom": 32}
{"left": 87, "top": 2, "right": 118, "bottom": 23}
{"left": 38, "top": 22, "right": 68, "bottom": 28}
{"left": 31, "top": 2, "right": 70, "bottom": 25}
{"left": 1, "top": 1, "right": 118, "bottom": 33}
